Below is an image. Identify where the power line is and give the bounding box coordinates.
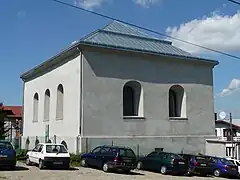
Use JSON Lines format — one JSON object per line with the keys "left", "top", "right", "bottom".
{"left": 49, "top": 0, "right": 240, "bottom": 60}
{"left": 227, "top": 0, "right": 240, "bottom": 6}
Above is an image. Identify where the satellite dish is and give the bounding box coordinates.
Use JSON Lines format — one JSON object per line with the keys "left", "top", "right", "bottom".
{"left": 219, "top": 111, "right": 227, "bottom": 120}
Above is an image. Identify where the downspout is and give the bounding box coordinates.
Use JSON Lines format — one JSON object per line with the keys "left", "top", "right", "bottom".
{"left": 20, "top": 80, "right": 25, "bottom": 149}
{"left": 77, "top": 47, "right": 83, "bottom": 136}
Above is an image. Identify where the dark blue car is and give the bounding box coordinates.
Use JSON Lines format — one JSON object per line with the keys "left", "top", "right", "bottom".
{"left": 0, "top": 140, "right": 16, "bottom": 169}
{"left": 80, "top": 145, "right": 137, "bottom": 173}
{"left": 208, "top": 156, "right": 239, "bottom": 178}
{"left": 179, "top": 154, "right": 214, "bottom": 176}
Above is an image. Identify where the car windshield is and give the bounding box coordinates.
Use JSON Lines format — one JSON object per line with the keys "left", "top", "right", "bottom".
{"left": 119, "top": 148, "right": 135, "bottom": 157}
{"left": 46, "top": 145, "right": 68, "bottom": 153}
{"left": 0, "top": 142, "right": 13, "bottom": 150}
{"left": 170, "top": 153, "right": 183, "bottom": 159}
{"left": 196, "top": 156, "right": 207, "bottom": 160}
{"left": 220, "top": 158, "right": 234, "bottom": 165}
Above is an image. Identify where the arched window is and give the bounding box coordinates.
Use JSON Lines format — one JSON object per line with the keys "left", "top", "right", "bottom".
{"left": 33, "top": 93, "right": 39, "bottom": 122}
{"left": 56, "top": 84, "right": 64, "bottom": 120}
{"left": 61, "top": 140, "right": 68, "bottom": 150}
{"left": 123, "top": 81, "right": 143, "bottom": 117}
{"left": 169, "top": 85, "right": 186, "bottom": 118}
{"left": 44, "top": 89, "right": 50, "bottom": 121}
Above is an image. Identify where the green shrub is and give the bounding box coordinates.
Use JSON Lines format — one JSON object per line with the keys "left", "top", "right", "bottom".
{"left": 16, "top": 149, "right": 28, "bottom": 161}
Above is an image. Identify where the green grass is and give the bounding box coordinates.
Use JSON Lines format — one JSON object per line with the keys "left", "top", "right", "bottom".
{"left": 71, "top": 161, "right": 80, "bottom": 167}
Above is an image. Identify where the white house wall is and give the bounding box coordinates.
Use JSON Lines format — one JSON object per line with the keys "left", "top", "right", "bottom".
{"left": 23, "top": 54, "right": 81, "bottom": 151}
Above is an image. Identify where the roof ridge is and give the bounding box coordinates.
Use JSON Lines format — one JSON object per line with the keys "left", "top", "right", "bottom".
{"left": 99, "top": 29, "right": 172, "bottom": 45}
{"left": 102, "top": 20, "right": 150, "bottom": 37}
{"left": 114, "top": 20, "right": 149, "bottom": 37}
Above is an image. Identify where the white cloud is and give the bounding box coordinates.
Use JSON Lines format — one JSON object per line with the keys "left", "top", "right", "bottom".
{"left": 218, "top": 78, "right": 240, "bottom": 97}
{"left": 74, "top": 0, "right": 106, "bottom": 10}
{"left": 134, "top": 0, "right": 161, "bottom": 8}
{"left": 166, "top": 11, "right": 240, "bottom": 54}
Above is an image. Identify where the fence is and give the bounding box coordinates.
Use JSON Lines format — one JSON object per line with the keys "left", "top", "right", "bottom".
{"left": 19, "top": 135, "right": 208, "bottom": 156}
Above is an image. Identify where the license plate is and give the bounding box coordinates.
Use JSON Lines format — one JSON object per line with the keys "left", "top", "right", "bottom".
{"left": 201, "top": 164, "right": 206, "bottom": 166}
{"left": 178, "top": 162, "right": 185, "bottom": 164}
{"left": 53, "top": 162, "right": 63, "bottom": 165}
{"left": 124, "top": 160, "right": 131, "bottom": 162}
{"left": 232, "top": 168, "right": 236, "bottom": 171}
{"left": 0, "top": 155, "right": 8, "bottom": 158}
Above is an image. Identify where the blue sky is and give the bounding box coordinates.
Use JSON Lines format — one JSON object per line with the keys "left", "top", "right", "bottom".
{"left": 1, "top": 0, "right": 240, "bottom": 118}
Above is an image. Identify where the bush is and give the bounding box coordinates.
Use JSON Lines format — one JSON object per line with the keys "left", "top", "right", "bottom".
{"left": 16, "top": 149, "right": 28, "bottom": 161}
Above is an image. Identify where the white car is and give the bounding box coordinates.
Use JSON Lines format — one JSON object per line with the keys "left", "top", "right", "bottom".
{"left": 25, "top": 143, "right": 70, "bottom": 169}
{"left": 227, "top": 158, "right": 240, "bottom": 174}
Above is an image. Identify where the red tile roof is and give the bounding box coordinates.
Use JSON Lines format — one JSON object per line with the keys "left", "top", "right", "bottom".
{"left": 3, "top": 106, "right": 22, "bottom": 118}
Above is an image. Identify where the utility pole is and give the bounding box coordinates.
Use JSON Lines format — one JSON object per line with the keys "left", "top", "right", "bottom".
{"left": 230, "top": 113, "right": 234, "bottom": 159}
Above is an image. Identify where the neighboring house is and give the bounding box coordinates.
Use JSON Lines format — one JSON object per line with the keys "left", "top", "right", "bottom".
{"left": 0, "top": 104, "right": 22, "bottom": 148}
{"left": 3, "top": 106, "right": 22, "bottom": 143}
{"left": 206, "top": 120, "right": 240, "bottom": 159}
{"left": 20, "top": 21, "right": 218, "bottom": 154}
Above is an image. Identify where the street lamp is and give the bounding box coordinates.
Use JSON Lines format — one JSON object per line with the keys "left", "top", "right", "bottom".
{"left": 219, "top": 111, "right": 234, "bottom": 159}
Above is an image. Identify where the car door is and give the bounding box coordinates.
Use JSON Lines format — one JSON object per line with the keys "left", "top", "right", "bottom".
{"left": 87, "top": 146, "right": 102, "bottom": 167}
{"left": 142, "top": 151, "right": 159, "bottom": 170}
{"left": 35, "top": 144, "right": 44, "bottom": 162}
{"left": 95, "top": 147, "right": 111, "bottom": 168}
{"left": 30, "top": 144, "right": 41, "bottom": 163}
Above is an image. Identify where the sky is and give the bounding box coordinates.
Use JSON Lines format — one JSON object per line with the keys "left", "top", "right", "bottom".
{"left": 1, "top": 0, "right": 240, "bottom": 118}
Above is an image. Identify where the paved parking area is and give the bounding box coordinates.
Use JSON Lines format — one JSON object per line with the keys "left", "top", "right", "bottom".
{"left": 0, "top": 162, "right": 232, "bottom": 180}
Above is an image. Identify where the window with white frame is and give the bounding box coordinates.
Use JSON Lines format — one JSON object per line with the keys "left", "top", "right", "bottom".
{"left": 33, "top": 93, "right": 39, "bottom": 122}
{"left": 169, "top": 85, "right": 186, "bottom": 118}
{"left": 226, "top": 147, "right": 235, "bottom": 157}
{"left": 44, "top": 89, "right": 50, "bottom": 121}
{"left": 123, "top": 81, "right": 143, "bottom": 117}
{"left": 56, "top": 84, "right": 64, "bottom": 120}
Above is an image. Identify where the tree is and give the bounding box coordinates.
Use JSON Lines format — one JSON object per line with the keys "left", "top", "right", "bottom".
{"left": 0, "top": 103, "right": 12, "bottom": 139}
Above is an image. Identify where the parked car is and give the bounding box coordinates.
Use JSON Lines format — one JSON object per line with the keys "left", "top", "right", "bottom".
{"left": 0, "top": 140, "right": 16, "bottom": 170}
{"left": 179, "top": 154, "right": 214, "bottom": 176}
{"left": 26, "top": 143, "right": 70, "bottom": 169}
{"left": 137, "top": 151, "right": 188, "bottom": 175}
{"left": 208, "top": 156, "right": 239, "bottom": 178}
{"left": 227, "top": 158, "right": 240, "bottom": 174}
{"left": 80, "top": 145, "right": 137, "bottom": 173}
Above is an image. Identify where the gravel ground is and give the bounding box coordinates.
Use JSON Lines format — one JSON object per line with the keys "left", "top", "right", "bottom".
{"left": 0, "top": 162, "right": 232, "bottom": 180}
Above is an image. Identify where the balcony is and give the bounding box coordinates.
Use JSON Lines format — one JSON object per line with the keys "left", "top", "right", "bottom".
{"left": 217, "top": 136, "right": 240, "bottom": 141}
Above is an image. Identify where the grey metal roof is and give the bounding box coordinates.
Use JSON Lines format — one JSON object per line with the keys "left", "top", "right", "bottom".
{"left": 101, "top": 20, "right": 150, "bottom": 38}
{"left": 20, "top": 21, "right": 218, "bottom": 80}
{"left": 79, "top": 21, "right": 216, "bottom": 63}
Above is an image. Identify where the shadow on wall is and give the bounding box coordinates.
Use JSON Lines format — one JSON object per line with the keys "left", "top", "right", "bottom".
{"left": 83, "top": 48, "right": 213, "bottom": 86}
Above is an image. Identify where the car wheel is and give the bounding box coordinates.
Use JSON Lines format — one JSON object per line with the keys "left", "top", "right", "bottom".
{"left": 213, "top": 169, "right": 221, "bottom": 177}
{"left": 80, "top": 159, "right": 87, "bottom": 167}
{"left": 187, "top": 167, "right": 193, "bottom": 176}
{"left": 26, "top": 157, "right": 32, "bottom": 166}
{"left": 137, "top": 161, "right": 143, "bottom": 170}
{"left": 39, "top": 159, "right": 44, "bottom": 170}
{"left": 102, "top": 163, "right": 109, "bottom": 172}
{"left": 160, "top": 166, "right": 167, "bottom": 174}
